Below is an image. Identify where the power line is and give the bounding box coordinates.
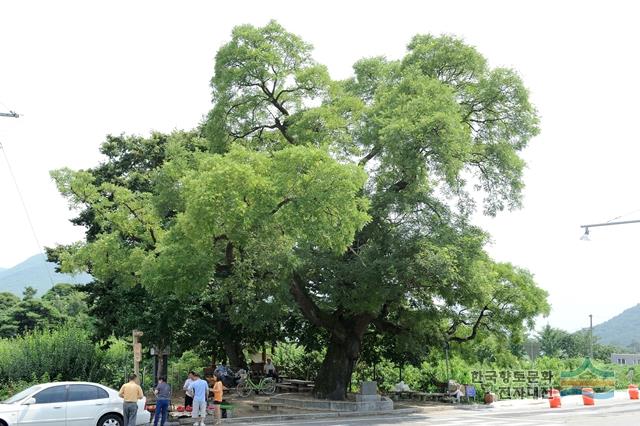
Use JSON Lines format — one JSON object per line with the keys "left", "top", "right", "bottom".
{"left": 606, "top": 208, "right": 640, "bottom": 223}
{"left": 0, "top": 140, "right": 56, "bottom": 289}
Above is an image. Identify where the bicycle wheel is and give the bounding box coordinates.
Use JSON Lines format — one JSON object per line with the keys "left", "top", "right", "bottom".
{"left": 262, "top": 378, "right": 276, "bottom": 395}
{"left": 236, "top": 382, "right": 252, "bottom": 398}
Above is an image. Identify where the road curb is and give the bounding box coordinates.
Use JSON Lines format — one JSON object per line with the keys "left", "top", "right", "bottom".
{"left": 454, "top": 399, "right": 640, "bottom": 416}
{"left": 198, "top": 407, "right": 420, "bottom": 424}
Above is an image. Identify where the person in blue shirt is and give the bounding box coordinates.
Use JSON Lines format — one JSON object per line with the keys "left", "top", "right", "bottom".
{"left": 153, "top": 377, "right": 171, "bottom": 426}
{"left": 187, "top": 372, "right": 209, "bottom": 426}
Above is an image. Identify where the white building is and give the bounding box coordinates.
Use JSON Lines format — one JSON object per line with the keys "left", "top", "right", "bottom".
{"left": 611, "top": 353, "right": 640, "bottom": 365}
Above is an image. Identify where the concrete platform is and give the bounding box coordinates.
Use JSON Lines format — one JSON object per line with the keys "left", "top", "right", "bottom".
{"left": 269, "top": 393, "right": 394, "bottom": 412}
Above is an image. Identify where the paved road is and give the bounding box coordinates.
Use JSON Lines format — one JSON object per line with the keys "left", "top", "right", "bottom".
{"left": 235, "top": 402, "right": 640, "bottom": 425}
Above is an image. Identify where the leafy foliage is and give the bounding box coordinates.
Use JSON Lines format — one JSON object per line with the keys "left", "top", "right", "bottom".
{"left": 0, "top": 285, "right": 90, "bottom": 338}
{"left": 197, "top": 21, "right": 547, "bottom": 399}
{"left": 271, "top": 343, "right": 324, "bottom": 381}
{"left": 0, "top": 326, "right": 105, "bottom": 386}
{"left": 50, "top": 21, "right": 548, "bottom": 400}
{"left": 536, "top": 325, "right": 624, "bottom": 361}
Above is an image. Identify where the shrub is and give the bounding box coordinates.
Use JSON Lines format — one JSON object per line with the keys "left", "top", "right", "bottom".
{"left": 0, "top": 326, "right": 102, "bottom": 385}
{"left": 167, "top": 350, "right": 208, "bottom": 386}
{"left": 271, "top": 343, "right": 324, "bottom": 381}
{"left": 0, "top": 325, "right": 135, "bottom": 397}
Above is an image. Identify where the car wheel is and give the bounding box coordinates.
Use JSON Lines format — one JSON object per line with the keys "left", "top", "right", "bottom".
{"left": 98, "top": 413, "right": 123, "bottom": 426}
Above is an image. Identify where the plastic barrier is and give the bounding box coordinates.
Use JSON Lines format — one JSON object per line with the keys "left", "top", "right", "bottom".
{"left": 629, "top": 384, "right": 639, "bottom": 400}
{"left": 582, "top": 388, "right": 595, "bottom": 406}
{"left": 548, "top": 388, "right": 561, "bottom": 408}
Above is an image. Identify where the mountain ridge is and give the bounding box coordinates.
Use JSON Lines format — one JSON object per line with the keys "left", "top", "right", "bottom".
{"left": 0, "top": 254, "right": 92, "bottom": 296}
{"left": 592, "top": 303, "right": 640, "bottom": 349}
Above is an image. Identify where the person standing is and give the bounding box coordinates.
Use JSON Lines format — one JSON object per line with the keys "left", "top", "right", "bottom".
{"left": 183, "top": 371, "right": 196, "bottom": 408}
{"left": 119, "top": 373, "right": 143, "bottom": 426}
{"left": 211, "top": 375, "right": 227, "bottom": 419}
{"left": 187, "top": 371, "right": 209, "bottom": 426}
{"left": 153, "top": 377, "right": 171, "bottom": 426}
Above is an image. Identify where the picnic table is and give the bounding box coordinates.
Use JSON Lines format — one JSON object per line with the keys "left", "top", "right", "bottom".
{"left": 278, "top": 379, "right": 314, "bottom": 392}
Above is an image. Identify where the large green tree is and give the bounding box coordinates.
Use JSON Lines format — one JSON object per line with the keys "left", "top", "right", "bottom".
{"left": 52, "top": 21, "right": 549, "bottom": 400}
{"left": 50, "top": 132, "right": 205, "bottom": 354}
{"left": 198, "top": 22, "right": 547, "bottom": 399}
{"left": 0, "top": 287, "right": 66, "bottom": 338}
{"left": 51, "top": 131, "right": 293, "bottom": 367}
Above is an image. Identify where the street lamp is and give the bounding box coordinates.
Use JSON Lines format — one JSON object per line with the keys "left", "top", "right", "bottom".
{"left": 580, "top": 227, "right": 590, "bottom": 241}
{"left": 580, "top": 219, "right": 640, "bottom": 240}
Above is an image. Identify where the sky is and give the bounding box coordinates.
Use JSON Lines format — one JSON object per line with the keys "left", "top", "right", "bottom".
{"left": 1, "top": 0, "right": 639, "bottom": 332}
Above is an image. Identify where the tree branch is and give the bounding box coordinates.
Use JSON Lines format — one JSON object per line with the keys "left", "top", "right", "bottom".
{"left": 274, "top": 118, "right": 295, "bottom": 144}
{"left": 271, "top": 197, "right": 294, "bottom": 214}
{"left": 358, "top": 145, "right": 381, "bottom": 166}
{"left": 448, "top": 305, "right": 490, "bottom": 343}
{"left": 289, "top": 271, "right": 333, "bottom": 329}
{"left": 230, "top": 123, "right": 278, "bottom": 141}
{"left": 121, "top": 201, "right": 157, "bottom": 246}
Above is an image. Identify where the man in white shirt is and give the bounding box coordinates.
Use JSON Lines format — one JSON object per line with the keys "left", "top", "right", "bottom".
{"left": 182, "top": 371, "right": 196, "bottom": 407}
{"left": 263, "top": 358, "right": 279, "bottom": 381}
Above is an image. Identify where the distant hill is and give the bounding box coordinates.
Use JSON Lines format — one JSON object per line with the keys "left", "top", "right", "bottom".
{"left": 0, "top": 254, "right": 92, "bottom": 296}
{"left": 593, "top": 304, "right": 640, "bottom": 348}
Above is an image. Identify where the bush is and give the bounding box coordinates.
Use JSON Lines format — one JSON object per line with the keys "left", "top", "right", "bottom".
{"left": 0, "top": 326, "right": 102, "bottom": 385}
{"left": 100, "top": 337, "right": 133, "bottom": 388}
{"left": 271, "top": 343, "right": 324, "bottom": 381}
{"left": 0, "top": 325, "right": 136, "bottom": 399}
{"left": 167, "top": 350, "right": 208, "bottom": 387}
{"left": 353, "top": 354, "right": 474, "bottom": 393}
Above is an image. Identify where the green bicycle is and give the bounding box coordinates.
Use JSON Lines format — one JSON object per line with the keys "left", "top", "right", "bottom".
{"left": 236, "top": 376, "right": 276, "bottom": 397}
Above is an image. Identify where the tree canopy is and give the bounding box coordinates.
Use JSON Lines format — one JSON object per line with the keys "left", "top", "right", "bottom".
{"left": 52, "top": 21, "right": 549, "bottom": 400}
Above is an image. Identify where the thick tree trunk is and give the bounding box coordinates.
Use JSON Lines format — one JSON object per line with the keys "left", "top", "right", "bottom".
{"left": 314, "top": 316, "right": 371, "bottom": 400}
{"left": 314, "top": 332, "right": 360, "bottom": 400}
{"left": 215, "top": 316, "right": 247, "bottom": 369}
{"left": 222, "top": 337, "right": 246, "bottom": 369}
{"left": 209, "top": 294, "right": 248, "bottom": 370}
{"left": 289, "top": 273, "right": 375, "bottom": 401}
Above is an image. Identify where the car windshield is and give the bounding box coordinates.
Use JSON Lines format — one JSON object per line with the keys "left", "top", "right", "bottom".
{"left": 2, "top": 386, "right": 41, "bottom": 404}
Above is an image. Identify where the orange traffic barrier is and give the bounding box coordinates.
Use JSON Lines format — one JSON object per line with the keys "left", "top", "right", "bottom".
{"left": 629, "top": 384, "right": 639, "bottom": 400}
{"left": 582, "top": 388, "right": 595, "bottom": 405}
{"left": 548, "top": 388, "right": 561, "bottom": 408}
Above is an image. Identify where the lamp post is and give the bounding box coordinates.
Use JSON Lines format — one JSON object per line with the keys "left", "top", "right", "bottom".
{"left": 589, "top": 314, "right": 593, "bottom": 359}
{"left": 580, "top": 219, "right": 640, "bottom": 240}
{"left": 0, "top": 110, "right": 19, "bottom": 118}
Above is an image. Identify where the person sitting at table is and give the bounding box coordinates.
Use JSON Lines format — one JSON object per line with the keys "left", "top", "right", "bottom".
{"left": 264, "top": 358, "right": 279, "bottom": 382}
{"left": 449, "top": 383, "right": 464, "bottom": 403}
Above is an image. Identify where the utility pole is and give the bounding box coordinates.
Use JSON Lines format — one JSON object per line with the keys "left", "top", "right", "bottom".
{"left": 589, "top": 314, "right": 593, "bottom": 359}
{"left": 444, "top": 340, "right": 451, "bottom": 384}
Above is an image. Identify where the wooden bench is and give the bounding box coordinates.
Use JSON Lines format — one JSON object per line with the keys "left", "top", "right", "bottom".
{"left": 425, "top": 392, "right": 447, "bottom": 401}
{"left": 390, "top": 390, "right": 416, "bottom": 400}
{"left": 390, "top": 391, "right": 449, "bottom": 402}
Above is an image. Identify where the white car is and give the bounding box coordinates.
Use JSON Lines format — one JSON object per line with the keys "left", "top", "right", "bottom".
{"left": 0, "top": 381, "right": 151, "bottom": 426}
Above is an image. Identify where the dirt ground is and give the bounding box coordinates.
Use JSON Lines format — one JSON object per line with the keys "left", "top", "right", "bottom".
{"left": 148, "top": 392, "right": 318, "bottom": 420}
{"left": 148, "top": 390, "right": 446, "bottom": 421}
